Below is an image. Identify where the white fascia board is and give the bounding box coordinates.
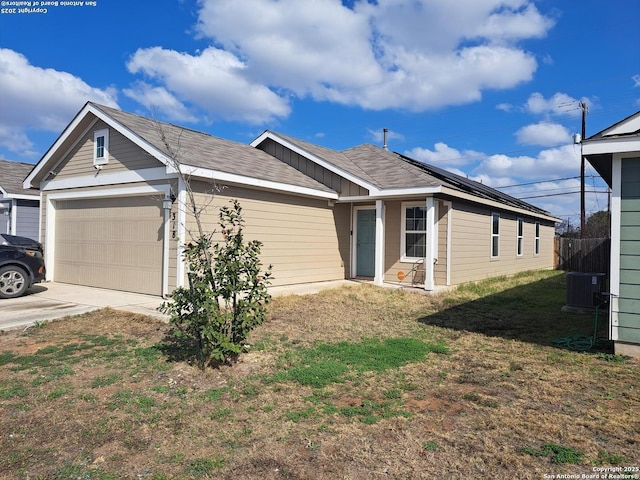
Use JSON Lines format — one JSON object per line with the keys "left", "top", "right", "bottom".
{"left": 337, "top": 186, "right": 441, "bottom": 203}
{"left": 583, "top": 136, "right": 640, "bottom": 156}
{"left": 3, "top": 193, "right": 40, "bottom": 201}
{"left": 25, "top": 103, "right": 174, "bottom": 189}
{"left": 0, "top": 186, "right": 7, "bottom": 195}
{"left": 251, "top": 131, "right": 379, "bottom": 193}
{"left": 375, "top": 186, "right": 441, "bottom": 198}
{"left": 41, "top": 167, "right": 171, "bottom": 191}
{"left": 179, "top": 165, "right": 338, "bottom": 200}
{"left": 46, "top": 184, "right": 170, "bottom": 201}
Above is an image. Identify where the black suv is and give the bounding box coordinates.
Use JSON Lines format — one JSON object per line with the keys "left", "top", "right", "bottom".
{"left": 0, "top": 234, "right": 46, "bottom": 299}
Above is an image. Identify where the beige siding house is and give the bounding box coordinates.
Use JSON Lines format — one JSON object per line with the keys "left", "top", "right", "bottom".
{"left": 25, "top": 102, "right": 559, "bottom": 297}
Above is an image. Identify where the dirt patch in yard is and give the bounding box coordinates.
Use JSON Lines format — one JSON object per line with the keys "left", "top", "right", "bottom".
{"left": 1, "top": 272, "right": 639, "bottom": 479}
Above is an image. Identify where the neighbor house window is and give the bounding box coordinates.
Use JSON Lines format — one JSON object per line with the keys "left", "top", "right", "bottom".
{"left": 93, "top": 129, "right": 109, "bottom": 166}
{"left": 402, "top": 203, "right": 428, "bottom": 261}
{"left": 517, "top": 218, "right": 524, "bottom": 256}
{"left": 534, "top": 222, "right": 540, "bottom": 255}
{"left": 491, "top": 213, "right": 500, "bottom": 258}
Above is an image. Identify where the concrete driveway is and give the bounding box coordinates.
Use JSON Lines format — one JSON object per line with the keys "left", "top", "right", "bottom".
{"left": 0, "top": 282, "right": 167, "bottom": 331}
{"left": 0, "top": 279, "right": 358, "bottom": 331}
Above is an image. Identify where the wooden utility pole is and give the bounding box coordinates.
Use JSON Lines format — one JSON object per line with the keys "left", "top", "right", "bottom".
{"left": 580, "top": 100, "right": 587, "bottom": 238}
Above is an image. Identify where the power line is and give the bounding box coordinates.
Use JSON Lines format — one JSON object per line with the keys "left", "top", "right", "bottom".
{"left": 517, "top": 189, "right": 609, "bottom": 200}
{"left": 497, "top": 176, "right": 581, "bottom": 188}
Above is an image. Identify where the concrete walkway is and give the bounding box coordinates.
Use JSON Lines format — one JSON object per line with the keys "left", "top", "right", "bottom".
{"left": 0, "top": 280, "right": 358, "bottom": 331}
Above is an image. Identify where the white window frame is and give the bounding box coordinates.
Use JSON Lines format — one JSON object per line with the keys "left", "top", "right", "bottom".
{"left": 491, "top": 212, "right": 500, "bottom": 259}
{"left": 534, "top": 222, "right": 541, "bottom": 256}
{"left": 93, "top": 128, "right": 109, "bottom": 166}
{"left": 401, "top": 201, "right": 428, "bottom": 262}
{"left": 516, "top": 218, "right": 524, "bottom": 257}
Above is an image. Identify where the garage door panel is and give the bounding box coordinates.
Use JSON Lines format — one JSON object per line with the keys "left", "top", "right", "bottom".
{"left": 54, "top": 196, "right": 163, "bottom": 295}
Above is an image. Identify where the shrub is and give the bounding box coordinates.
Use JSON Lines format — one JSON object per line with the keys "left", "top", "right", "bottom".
{"left": 160, "top": 200, "right": 272, "bottom": 368}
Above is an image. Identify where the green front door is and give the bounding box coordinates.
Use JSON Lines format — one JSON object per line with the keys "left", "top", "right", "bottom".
{"left": 356, "top": 209, "right": 376, "bottom": 277}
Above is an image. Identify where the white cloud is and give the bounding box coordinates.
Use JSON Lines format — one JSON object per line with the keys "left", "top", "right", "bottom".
{"left": 496, "top": 103, "right": 514, "bottom": 112}
{"left": 470, "top": 173, "right": 518, "bottom": 188}
{"left": 525, "top": 92, "right": 588, "bottom": 117}
{"left": 126, "top": 46, "right": 291, "bottom": 124}
{"left": 0, "top": 125, "right": 37, "bottom": 158}
{"left": 515, "top": 122, "right": 571, "bottom": 146}
{"left": 405, "top": 142, "right": 485, "bottom": 167}
{"left": 175, "top": 0, "right": 554, "bottom": 113}
{"left": 476, "top": 147, "right": 602, "bottom": 217}
{"left": 0, "top": 48, "right": 118, "bottom": 156}
{"left": 474, "top": 3, "right": 554, "bottom": 41}
{"left": 633, "top": 74, "right": 640, "bottom": 87}
{"left": 479, "top": 144, "right": 581, "bottom": 178}
{"left": 407, "top": 137, "right": 605, "bottom": 218}
{"left": 123, "top": 82, "right": 198, "bottom": 124}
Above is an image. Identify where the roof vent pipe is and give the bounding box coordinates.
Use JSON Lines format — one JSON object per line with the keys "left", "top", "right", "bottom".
{"left": 383, "top": 128, "right": 388, "bottom": 150}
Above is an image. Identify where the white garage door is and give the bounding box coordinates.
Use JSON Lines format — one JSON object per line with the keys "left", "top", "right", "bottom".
{"left": 54, "top": 196, "right": 164, "bottom": 295}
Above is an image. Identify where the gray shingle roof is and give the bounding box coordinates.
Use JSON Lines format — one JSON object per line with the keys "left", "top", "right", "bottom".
{"left": 342, "top": 144, "right": 441, "bottom": 189}
{"left": 0, "top": 159, "right": 38, "bottom": 196}
{"left": 268, "top": 132, "right": 440, "bottom": 189}
{"left": 265, "top": 131, "right": 552, "bottom": 216}
{"left": 91, "top": 104, "right": 335, "bottom": 194}
{"left": 89, "top": 104, "right": 552, "bottom": 217}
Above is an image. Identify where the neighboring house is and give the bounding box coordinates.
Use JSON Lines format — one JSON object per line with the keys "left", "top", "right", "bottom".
{"left": 0, "top": 159, "right": 40, "bottom": 240}
{"left": 583, "top": 110, "right": 640, "bottom": 357}
{"left": 24, "top": 102, "right": 559, "bottom": 297}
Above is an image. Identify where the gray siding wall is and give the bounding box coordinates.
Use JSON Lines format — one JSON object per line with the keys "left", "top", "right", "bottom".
{"left": 619, "top": 158, "right": 640, "bottom": 344}
{"left": 15, "top": 200, "right": 40, "bottom": 240}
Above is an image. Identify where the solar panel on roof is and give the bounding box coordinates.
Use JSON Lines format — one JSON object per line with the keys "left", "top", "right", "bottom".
{"left": 396, "top": 153, "right": 551, "bottom": 216}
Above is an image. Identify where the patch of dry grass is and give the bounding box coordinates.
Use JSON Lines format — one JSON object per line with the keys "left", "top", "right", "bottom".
{"left": 0, "top": 271, "right": 638, "bottom": 479}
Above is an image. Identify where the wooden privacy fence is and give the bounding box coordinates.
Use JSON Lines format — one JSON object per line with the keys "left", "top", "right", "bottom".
{"left": 554, "top": 237, "right": 611, "bottom": 273}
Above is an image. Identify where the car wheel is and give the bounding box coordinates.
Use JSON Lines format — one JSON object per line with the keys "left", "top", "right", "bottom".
{"left": 0, "top": 266, "right": 29, "bottom": 299}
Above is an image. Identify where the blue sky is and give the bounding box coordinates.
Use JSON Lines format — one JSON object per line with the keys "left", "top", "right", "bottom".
{"left": 1, "top": 0, "right": 638, "bottom": 224}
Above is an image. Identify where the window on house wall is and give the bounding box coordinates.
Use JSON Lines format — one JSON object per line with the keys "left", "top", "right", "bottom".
{"left": 93, "top": 129, "right": 109, "bottom": 166}
{"left": 534, "top": 222, "right": 540, "bottom": 255}
{"left": 491, "top": 212, "right": 500, "bottom": 258}
{"left": 517, "top": 218, "right": 524, "bottom": 256}
{"left": 402, "top": 203, "right": 428, "bottom": 261}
